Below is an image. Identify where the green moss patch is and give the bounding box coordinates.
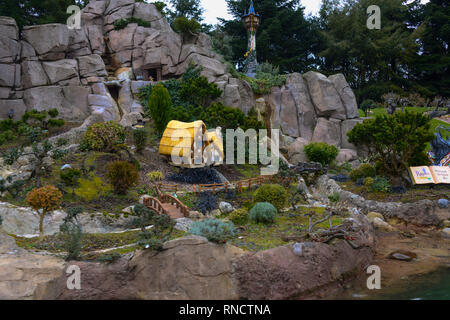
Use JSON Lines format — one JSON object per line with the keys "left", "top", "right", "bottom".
{"left": 229, "top": 207, "right": 348, "bottom": 252}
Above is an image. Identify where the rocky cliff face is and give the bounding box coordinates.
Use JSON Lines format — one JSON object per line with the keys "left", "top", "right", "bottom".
{"left": 0, "top": 0, "right": 362, "bottom": 161}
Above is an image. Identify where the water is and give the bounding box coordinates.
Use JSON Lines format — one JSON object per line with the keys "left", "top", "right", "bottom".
{"left": 334, "top": 267, "right": 450, "bottom": 300}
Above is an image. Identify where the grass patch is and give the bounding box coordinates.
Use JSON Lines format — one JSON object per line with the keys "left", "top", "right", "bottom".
{"left": 229, "top": 206, "right": 348, "bottom": 252}
{"left": 12, "top": 229, "right": 186, "bottom": 253}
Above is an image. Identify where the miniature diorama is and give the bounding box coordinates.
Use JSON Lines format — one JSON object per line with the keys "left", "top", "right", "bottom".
{"left": 0, "top": 0, "right": 448, "bottom": 304}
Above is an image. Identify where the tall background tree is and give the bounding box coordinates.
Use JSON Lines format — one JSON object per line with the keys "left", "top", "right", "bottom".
{"left": 168, "top": 0, "right": 204, "bottom": 21}
{"left": 0, "top": 0, "right": 87, "bottom": 29}
{"left": 219, "top": 0, "right": 318, "bottom": 73}
{"left": 410, "top": 0, "right": 450, "bottom": 97}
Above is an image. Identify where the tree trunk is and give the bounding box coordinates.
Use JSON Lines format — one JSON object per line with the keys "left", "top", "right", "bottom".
{"left": 39, "top": 211, "right": 45, "bottom": 240}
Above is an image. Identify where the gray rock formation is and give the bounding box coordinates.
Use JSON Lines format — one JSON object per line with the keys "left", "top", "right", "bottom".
{"left": 0, "top": 0, "right": 361, "bottom": 163}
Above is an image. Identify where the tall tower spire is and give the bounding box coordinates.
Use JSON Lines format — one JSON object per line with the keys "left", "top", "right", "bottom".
{"left": 242, "top": 1, "right": 261, "bottom": 78}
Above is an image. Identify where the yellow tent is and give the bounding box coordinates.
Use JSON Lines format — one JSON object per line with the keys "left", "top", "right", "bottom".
{"left": 159, "top": 120, "right": 224, "bottom": 167}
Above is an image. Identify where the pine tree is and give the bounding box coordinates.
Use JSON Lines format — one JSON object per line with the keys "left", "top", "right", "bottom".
{"left": 148, "top": 84, "right": 173, "bottom": 134}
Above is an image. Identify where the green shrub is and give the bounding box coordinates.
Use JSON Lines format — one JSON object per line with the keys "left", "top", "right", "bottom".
{"left": 371, "top": 176, "right": 391, "bottom": 192}
{"left": 106, "top": 161, "right": 139, "bottom": 195}
{"left": 114, "top": 17, "right": 150, "bottom": 30}
{"left": 229, "top": 208, "right": 249, "bottom": 225}
{"left": 348, "top": 111, "right": 434, "bottom": 180}
{"left": 360, "top": 99, "right": 376, "bottom": 117}
{"left": 256, "top": 61, "right": 280, "bottom": 76}
{"left": 133, "top": 127, "right": 148, "bottom": 153}
{"left": 82, "top": 122, "right": 126, "bottom": 152}
{"left": 189, "top": 218, "right": 236, "bottom": 243}
{"left": 60, "top": 168, "right": 81, "bottom": 186}
{"left": 74, "top": 176, "right": 112, "bottom": 201}
{"left": 172, "top": 16, "right": 201, "bottom": 36}
{"left": 152, "top": 1, "right": 166, "bottom": 13}
{"left": 363, "top": 177, "right": 375, "bottom": 187}
{"left": 359, "top": 164, "right": 376, "bottom": 178}
{"left": 243, "top": 72, "right": 287, "bottom": 95}
{"left": 59, "top": 207, "right": 83, "bottom": 261}
{"left": 304, "top": 142, "right": 339, "bottom": 166}
{"left": 350, "top": 164, "right": 376, "bottom": 182}
{"left": 249, "top": 202, "right": 277, "bottom": 224}
{"left": 147, "top": 171, "right": 164, "bottom": 182}
{"left": 148, "top": 83, "right": 172, "bottom": 134}
{"left": 328, "top": 192, "right": 340, "bottom": 204}
{"left": 253, "top": 184, "right": 287, "bottom": 210}
{"left": 134, "top": 204, "right": 175, "bottom": 251}
{"left": 179, "top": 76, "right": 222, "bottom": 108}
{"left": 2, "top": 147, "right": 22, "bottom": 165}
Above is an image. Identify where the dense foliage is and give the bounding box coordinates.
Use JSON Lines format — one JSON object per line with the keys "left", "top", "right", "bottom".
{"left": 348, "top": 111, "right": 433, "bottom": 180}
{"left": 106, "top": 161, "right": 139, "bottom": 195}
{"left": 82, "top": 122, "right": 126, "bottom": 153}
{"left": 304, "top": 142, "right": 339, "bottom": 166}
{"left": 189, "top": 218, "right": 236, "bottom": 243}
{"left": 228, "top": 208, "right": 249, "bottom": 225}
{"left": 133, "top": 127, "right": 148, "bottom": 153}
{"left": 253, "top": 184, "right": 287, "bottom": 210}
{"left": 134, "top": 204, "right": 176, "bottom": 251}
{"left": 147, "top": 83, "right": 173, "bottom": 135}
{"left": 26, "top": 185, "right": 63, "bottom": 238}
{"left": 249, "top": 202, "right": 277, "bottom": 224}
{"left": 59, "top": 206, "right": 83, "bottom": 261}
{"left": 114, "top": 17, "right": 150, "bottom": 30}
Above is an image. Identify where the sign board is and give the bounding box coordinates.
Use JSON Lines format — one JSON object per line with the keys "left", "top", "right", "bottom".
{"left": 408, "top": 166, "right": 450, "bottom": 185}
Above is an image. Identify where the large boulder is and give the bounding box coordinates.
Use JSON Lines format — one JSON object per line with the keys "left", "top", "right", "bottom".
{"left": 0, "top": 63, "right": 16, "bottom": 87}
{"left": 0, "top": 99, "right": 27, "bottom": 120}
{"left": 23, "top": 86, "right": 89, "bottom": 121}
{"left": 328, "top": 74, "right": 359, "bottom": 119}
{"left": 303, "top": 71, "right": 347, "bottom": 120}
{"left": 312, "top": 117, "right": 342, "bottom": 147}
{"left": 128, "top": 236, "right": 244, "bottom": 300}
{"left": 0, "top": 36, "right": 19, "bottom": 64}
{"left": 336, "top": 148, "right": 358, "bottom": 163}
{"left": 285, "top": 73, "right": 317, "bottom": 141}
{"left": 0, "top": 16, "right": 19, "bottom": 40}
{"left": 287, "top": 137, "right": 310, "bottom": 164}
{"left": 76, "top": 54, "right": 107, "bottom": 78}
{"left": 42, "top": 59, "right": 80, "bottom": 86}
{"left": 22, "top": 24, "right": 69, "bottom": 60}
{"left": 0, "top": 231, "right": 65, "bottom": 300}
{"left": 233, "top": 212, "right": 375, "bottom": 299}
{"left": 21, "top": 61, "right": 48, "bottom": 88}
{"left": 88, "top": 93, "right": 121, "bottom": 122}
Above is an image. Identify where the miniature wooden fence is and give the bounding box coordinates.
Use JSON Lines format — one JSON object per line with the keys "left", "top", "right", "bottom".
{"left": 193, "top": 182, "right": 230, "bottom": 194}
{"left": 157, "top": 182, "right": 178, "bottom": 193}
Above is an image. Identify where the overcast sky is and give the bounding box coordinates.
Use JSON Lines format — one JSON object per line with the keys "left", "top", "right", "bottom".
{"left": 199, "top": 0, "right": 429, "bottom": 25}
{"left": 200, "top": 0, "right": 322, "bottom": 24}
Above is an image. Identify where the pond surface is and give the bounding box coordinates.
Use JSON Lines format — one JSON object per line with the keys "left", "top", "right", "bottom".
{"left": 332, "top": 267, "right": 450, "bottom": 300}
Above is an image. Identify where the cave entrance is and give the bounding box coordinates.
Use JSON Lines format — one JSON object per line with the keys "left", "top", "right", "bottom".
{"left": 137, "top": 65, "right": 162, "bottom": 81}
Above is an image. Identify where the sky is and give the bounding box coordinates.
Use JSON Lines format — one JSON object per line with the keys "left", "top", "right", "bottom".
{"left": 200, "top": 0, "right": 322, "bottom": 25}
{"left": 199, "top": 0, "right": 429, "bottom": 25}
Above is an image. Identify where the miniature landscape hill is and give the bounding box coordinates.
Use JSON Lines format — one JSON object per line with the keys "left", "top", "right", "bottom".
{"left": 0, "top": 0, "right": 448, "bottom": 302}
